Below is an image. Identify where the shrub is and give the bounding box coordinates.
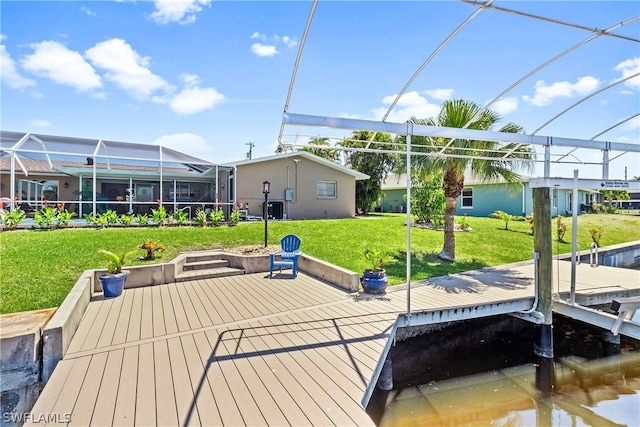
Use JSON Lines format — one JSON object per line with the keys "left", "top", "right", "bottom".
{"left": 57, "top": 209, "right": 77, "bottom": 228}
{"left": 194, "top": 209, "right": 208, "bottom": 226}
{"left": 34, "top": 207, "right": 58, "bottom": 229}
{"left": 490, "top": 210, "right": 516, "bottom": 230}
{"left": 228, "top": 210, "right": 241, "bottom": 227}
{"left": 210, "top": 208, "right": 224, "bottom": 227}
{"left": 151, "top": 206, "right": 168, "bottom": 226}
{"left": 171, "top": 210, "right": 189, "bottom": 226}
{"left": 118, "top": 213, "right": 134, "bottom": 227}
{"left": 555, "top": 215, "right": 567, "bottom": 242}
{"left": 138, "top": 238, "right": 166, "bottom": 260}
{"left": 1, "top": 208, "right": 26, "bottom": 230}
{"left": 98, "top": 210, "right": 119, "bottom": 228}
{"left": 84, "top": 213, "right": 99, "bottom": 226}
{"left": 588, "top": 226, "right": 604, "bottom": 246}
{"left": 456, "top": 214, "right": 470, "bottom": 231}
{"left": 135, "top": 213, "right": 149, "bottom": 225}
{"left": 408, "top": 172, "right": 445, "bottom": 226}
{"left": 525, "top": 214, "right": 534, "bottom": 235}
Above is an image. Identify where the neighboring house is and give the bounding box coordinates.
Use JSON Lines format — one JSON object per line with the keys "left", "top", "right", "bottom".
{"left": 1, "top": 131, "right": 369, "bottom": 220}
{"left": 225, "top": 151, "right": 369, "bottom": 220}
{"left": 1, "top": 131, "right": 233, "bottom": 216}
{"left": 381, "top": 173, "right": 597, "bottom": 218}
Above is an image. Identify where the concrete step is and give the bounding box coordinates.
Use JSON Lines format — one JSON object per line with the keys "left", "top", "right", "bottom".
{"left": 184, "top": 252, "right": 225, "bottom": 263}
{"left": 183, "top": 259, "right": 229, "bottom": 271}
{"left": 175, "top": 267, "right": 245, "bottom": 282}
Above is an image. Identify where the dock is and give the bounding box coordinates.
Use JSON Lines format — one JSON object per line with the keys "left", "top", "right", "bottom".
{"left": 27, "top": 259, "right": 639, "bottom": 426}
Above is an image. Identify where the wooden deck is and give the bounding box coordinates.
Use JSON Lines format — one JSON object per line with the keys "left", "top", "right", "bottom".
{"left": 27, "top": 261, "right": 639, "bottom": 426}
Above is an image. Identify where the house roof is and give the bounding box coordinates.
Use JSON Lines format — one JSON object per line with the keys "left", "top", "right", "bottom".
{"left": 0, "top": 130, "right": 232, "bottom": 178}
{"left": 381, "top": 172, "right": 599, "bottom": 193}
{"left": 223, "top": 151, "right": 370, "bottom": 181}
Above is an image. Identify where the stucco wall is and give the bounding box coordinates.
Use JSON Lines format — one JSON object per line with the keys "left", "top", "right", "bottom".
{"left": 234, "top": 156, "right": 357, "bottom": 219}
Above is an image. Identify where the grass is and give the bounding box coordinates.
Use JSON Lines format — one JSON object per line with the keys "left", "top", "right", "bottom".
{"left": 1, "top": 213, "right": 639, "bottom": 314}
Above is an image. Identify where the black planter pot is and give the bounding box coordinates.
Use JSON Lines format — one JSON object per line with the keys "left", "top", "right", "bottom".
{"left": 98, "top": 272, "right": 129, "bottom": 297}
{"left": 361, "top": 269, "right": 388, "bottom": 294}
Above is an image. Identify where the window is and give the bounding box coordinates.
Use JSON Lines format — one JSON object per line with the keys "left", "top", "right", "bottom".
{"left": 461, "top": 187, "right": 473, "bottom": 208}
{"left": 317, "top": 181, "right": 336, "bottom": 199}
{"left": 552, "top": 188, "right": 558, "bottom": 210}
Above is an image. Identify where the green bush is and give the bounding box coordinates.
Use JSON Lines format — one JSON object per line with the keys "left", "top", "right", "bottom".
{"left": 229, "top": 210, "right": 241, "bottom": 227}
{"left": 408, "top": 172, "right": 445, "bottom": 226}
{"left": 34, "top": 207, "right": 58, "bottom": 229}
{"left": 210, "top": 208, "right": 224, "bottom": 227}
{"left": 1, "top": 208, "right": 26, "bottom": 230}
{"left": 588, "top": 226, "right": 604, "bottom": 246}
{"left": 556, "top": 215, "right": 567, "bottom": 242}
{"left": 194, "top": 209, "right": 208, "bottom": 226}
{"left": 490, "top": 210, "right": 517, "bottom": 230}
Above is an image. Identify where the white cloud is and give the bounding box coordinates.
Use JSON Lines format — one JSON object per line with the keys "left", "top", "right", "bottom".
{"left": 251, "top": 43, "right": 277, "bottom": 57}
{"left": 81, "top": 6, "right": 96, "bottom": 17}
{"left": 169, "top": 73, "right": 225, "bottom": 115}
{"left": 85, "top": 38, "right": 171, "bottom": 100}
{"left": 153, "top": 133, "right": 215, "bottom": 161}
{"left": 423, "top": 88, "right": 453, "bottom": 101}
{"left": 522, "top": 76, "right": 600, "bottom": 106}
{"left": 0, "top": 36, "right": 37, "bottom": 90}
{"left": 281, "top": 36, "right": 298, "bottom": 48}
{"left": 31, "top": 119, "right": 51, "bottom": 128}
{"left": 249, "top": 33, "right": 297, "bottom": 56}
{"left": 20, "top": 40, "right": 101, "bottom": 92}
{"left": 150, "top": 0, "right": 211, "bottom": 25}
{"left": 614, "top": 56, "right": 640, "bottom": 91}
{"left": 490, "top": 97, "right": 519, "bottom": 115}
{"left": 371, "top": 91, "right": 442, "bottom": 122}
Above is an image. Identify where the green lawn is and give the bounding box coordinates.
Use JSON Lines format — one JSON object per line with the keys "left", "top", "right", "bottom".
{"left": 1, "top": 213, "right": 639, "bottom": 314}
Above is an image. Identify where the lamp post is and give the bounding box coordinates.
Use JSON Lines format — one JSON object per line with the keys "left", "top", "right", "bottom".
{"left": 263, "top": 181, "right": 270, "bottom": 247}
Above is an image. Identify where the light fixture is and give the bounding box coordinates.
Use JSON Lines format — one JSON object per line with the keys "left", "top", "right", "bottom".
{"left": 263, "top": 181, "right": 270, "bottom": 247}
{"left": 63, "top": 182, "right": 69, "bottom": 189}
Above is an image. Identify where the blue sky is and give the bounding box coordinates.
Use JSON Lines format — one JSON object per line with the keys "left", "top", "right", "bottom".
{"left": 1, "top": 1, "right": 638, "bottom": 179}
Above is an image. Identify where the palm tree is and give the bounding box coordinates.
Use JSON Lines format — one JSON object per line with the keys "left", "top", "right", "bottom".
{"left": 398, "top": 99, "right": 534, "bottom": 261}
{"left": 301, "top": 137, "right": 340, "bottom": 162}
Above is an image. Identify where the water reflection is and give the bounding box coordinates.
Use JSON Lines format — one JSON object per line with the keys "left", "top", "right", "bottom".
{"left": 369, "top": 315, "right": 640, "bottom": 426}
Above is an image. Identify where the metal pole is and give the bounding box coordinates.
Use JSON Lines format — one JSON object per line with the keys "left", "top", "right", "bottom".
{"left": 405, "top": 133, "right": 412, "bottom": 324}
{"left": 570, "top": 169, "right": 579, "bottom": 304}
{"left": 264, "top": 192, "right": 268, "bottom": 247}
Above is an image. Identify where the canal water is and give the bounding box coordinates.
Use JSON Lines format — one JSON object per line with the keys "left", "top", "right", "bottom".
{"left": 367, "top": 314, "right": 640, "bottom": 426}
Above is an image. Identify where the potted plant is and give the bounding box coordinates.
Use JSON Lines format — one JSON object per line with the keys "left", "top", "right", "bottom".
{"left": 97, "top": 249, "right": 134, "bottom": 297}
{"left": 361, "top": 248, "right": 388, "bottom": 294}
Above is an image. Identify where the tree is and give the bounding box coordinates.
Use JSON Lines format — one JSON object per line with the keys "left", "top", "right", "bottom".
{"left": 408, "top": 171, "right": 445, "bottom": 226}
{"left": 397, "top": 99, "right": 534, "bottom": 261}
{"left": 300, "top": 137, "right": 340, "bottom": 162}
{"left": 339, "top": 131, "right": 396, "bottom": 214}
{"left": 600, "top": 189, "right": 630, "bottom": 213}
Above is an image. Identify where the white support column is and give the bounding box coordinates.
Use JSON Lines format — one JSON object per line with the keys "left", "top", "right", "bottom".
{"left": 602, "top": 144, "right": 610, "bottom": 179}
{"left": 570, "top": 170, "right": 579, "bottom": 305}
{"left": 405, "top": 131, "right": 412, "bottom": 324}
{"left": 544, "top": 138, "right": 551, "bottom": 178}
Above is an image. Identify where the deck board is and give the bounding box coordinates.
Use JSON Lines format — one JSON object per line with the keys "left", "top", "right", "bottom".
{"left": 90, "top": 348, "right": 124, "bottom": 426}
{"left": 32, "top": 261, "right": 639, "bottom": 426}
{"left": 134, "top": 342, "right": 156, "bottom": 426}
{"left": 180, "top": 334, "right": 224, "bottom": 426}
{"left": 112, "top": 345, "right": 138, "bottom": 426}
{"left": 153, "top": 340, "right": 178, "bottom": 426}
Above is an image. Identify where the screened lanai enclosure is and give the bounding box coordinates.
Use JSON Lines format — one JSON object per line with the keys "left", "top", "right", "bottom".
{"left": 275, "top": 0, "right": 640, "bottom": 411}
{"left": 0, "top": 131, "right": 235, "bottom": 217}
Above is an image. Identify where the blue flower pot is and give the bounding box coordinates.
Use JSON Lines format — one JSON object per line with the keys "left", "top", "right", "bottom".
{"left": 361, "top": 269, "right": 388, "bottom": 294}
{"left": 99, "top": 272, "right": 128, "bottom": 297}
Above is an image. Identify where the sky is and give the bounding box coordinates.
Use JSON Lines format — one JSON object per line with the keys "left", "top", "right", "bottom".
{"left": 1, "top": 1, "right": 639, "bottom": 180}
